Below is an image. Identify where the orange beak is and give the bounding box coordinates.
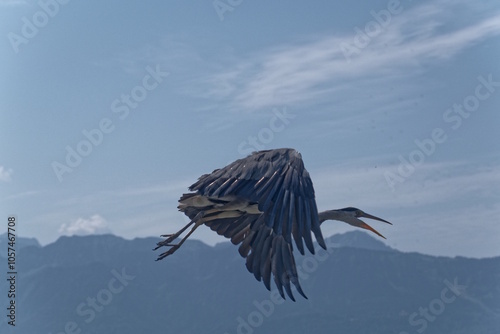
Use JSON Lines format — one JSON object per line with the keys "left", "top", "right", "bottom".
{"left": 352, "top": 211, "right": 391, "bottom": 239}
{"left": 359, "top": 221, "right": 386, "bottom": 239}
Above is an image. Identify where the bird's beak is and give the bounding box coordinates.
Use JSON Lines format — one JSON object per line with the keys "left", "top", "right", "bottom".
{"left": 357, "top": 221, "right": 386, "bottom": 239}
{"left": 360, "top": 212, "right": 392, "bottom": 225}
{"left": 355, "top": 211, "right": 392, "bottom": 239}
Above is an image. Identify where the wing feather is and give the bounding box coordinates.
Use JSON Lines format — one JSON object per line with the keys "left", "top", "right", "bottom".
{"left": 186, "top": 148, "right": 324, "bottom": 300}
{"left": 303, "top": 196, "right": 315, "bottom": 254}
{"left": 260, "top": 235, "right": 273, "bottom": 290}
{"left": 271, "top": 237, "right": 286, "bottom": 299}
{"left": 250, "top": 228, "right": 269, "bottom": 281}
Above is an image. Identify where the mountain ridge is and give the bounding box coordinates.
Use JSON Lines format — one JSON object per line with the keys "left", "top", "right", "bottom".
{"left": 1, "top": 231, "right": 498, "bottom": 334}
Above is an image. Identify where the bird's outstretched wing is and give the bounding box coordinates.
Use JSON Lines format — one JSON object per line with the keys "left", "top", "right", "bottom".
{"left": 189, "top": 148, "right": 326, "bottom": 300}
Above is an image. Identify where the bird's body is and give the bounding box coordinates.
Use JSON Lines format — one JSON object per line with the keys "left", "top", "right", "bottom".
{"left": 155, "top": 148, "right": 391, "bottom": 301}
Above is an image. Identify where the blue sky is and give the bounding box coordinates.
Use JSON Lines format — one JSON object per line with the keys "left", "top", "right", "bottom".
{"left": 1, "top": 0, "right": 499, "bottom": 258}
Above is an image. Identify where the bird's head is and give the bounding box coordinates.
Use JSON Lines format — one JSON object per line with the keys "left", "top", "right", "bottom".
{"left": 336, "top": 207, "right": 392, "bottom": 239}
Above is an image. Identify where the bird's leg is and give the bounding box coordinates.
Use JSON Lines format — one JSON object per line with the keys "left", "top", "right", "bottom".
{"left": 159, "top": 221, "right": 194, "bottom": 244}
{"left": 157, "top": 210, "right": 208, "bottom": 245}
{"left": 155, "top": 212, "right": 205, "bottom": 260}
{"left": 155, "top": 221, "right": 203, "bottom": 260}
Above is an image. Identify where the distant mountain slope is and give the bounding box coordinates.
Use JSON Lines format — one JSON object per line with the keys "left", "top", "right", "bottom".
{"left": 0, "top": 232, "right": 40, "bottom": 253}
{"left": 0, "top": 231, "right": 498, "bottom": 334}
{"left": 324, "top": 230, "right": 394, "bottom": 251}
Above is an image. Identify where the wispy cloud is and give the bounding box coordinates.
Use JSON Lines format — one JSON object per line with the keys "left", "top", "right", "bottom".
{"left": 312, "top": 158, "right": 500, "bottom": 257}
{"left": 312, "top": 159, "right": 500, "bottom": 209}
{"left": 4, "top": 190, "right": 39, "bottom": 200}
{"left": 103, "top": 1, "right": 500, "bottom": 124}
{"left": 55, "top": 180, "right": 191, "bottom": 209}
{"left": 0, "top": 166, "right": 13, "bottom": 182}
{"left": 58, "top": 214, "right": 111, "bottom": 236}
{"left": 95, "top": 34, "right": 207, "bottom": 77}
{"left": 199, "top": 2, "right": 500, "bottom": 111}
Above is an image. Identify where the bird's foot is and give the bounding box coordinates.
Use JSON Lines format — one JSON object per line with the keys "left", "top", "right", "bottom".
{"left": 156, "top": 243, "right": 181, "bottom": 260}
{"left": 153, "top": 234, "right": 179, "bottom": 251}
{"left": 159, "top": 233, "right": 180, "bottom": 244}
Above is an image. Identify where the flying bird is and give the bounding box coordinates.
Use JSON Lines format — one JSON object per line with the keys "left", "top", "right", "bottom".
{"left": 155, "top": 148, "right": 391, "bottom": 301}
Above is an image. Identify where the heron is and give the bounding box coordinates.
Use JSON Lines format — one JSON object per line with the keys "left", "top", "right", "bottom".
{"left": 154, "top": 148, "right": 391, "bottom": 301}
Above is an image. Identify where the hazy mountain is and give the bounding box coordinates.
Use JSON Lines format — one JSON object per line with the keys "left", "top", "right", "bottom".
{"left": 323, "top": 229, "right": 394, "bottom": 252}
{"left": 0, "top": 232, "right": 41, "bottom": 253}
{"left": 1, "top": 231, "right": 498, "bottom": 334}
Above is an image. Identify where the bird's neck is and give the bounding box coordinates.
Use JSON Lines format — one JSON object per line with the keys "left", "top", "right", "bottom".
{"left": 318, "top": 210, "right": 344, "bottom": 225}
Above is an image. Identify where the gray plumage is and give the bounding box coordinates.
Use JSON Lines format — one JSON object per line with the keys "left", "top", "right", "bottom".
{"left": 155, "top": 148, "right": 391, "bottom": 301}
